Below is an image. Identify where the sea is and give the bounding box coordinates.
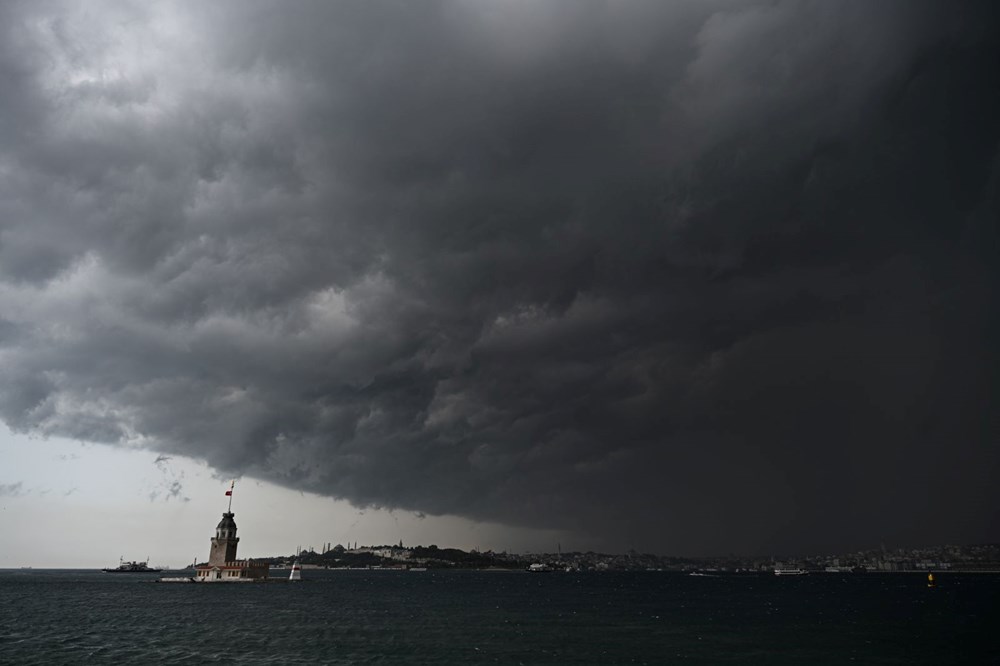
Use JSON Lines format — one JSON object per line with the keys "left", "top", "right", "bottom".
{"left": 1, "top": 569, "right": 997, "bottom": 665}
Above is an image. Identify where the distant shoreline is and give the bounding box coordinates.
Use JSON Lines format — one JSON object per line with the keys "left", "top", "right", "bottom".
{"left": 6, "top": 568, "right": 1000, "bottom": 574}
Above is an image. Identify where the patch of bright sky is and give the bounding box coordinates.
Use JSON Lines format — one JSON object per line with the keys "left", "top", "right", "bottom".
{"left": 0, "top": 427, "right": 575, "bottom": 568}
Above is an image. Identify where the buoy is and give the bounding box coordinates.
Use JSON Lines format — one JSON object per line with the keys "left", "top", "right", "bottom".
{"left": 289, "top": 559, "right": 302, "bottom": 582}
{"left": 927, "top": 572, "right": 935, "bottom": 588}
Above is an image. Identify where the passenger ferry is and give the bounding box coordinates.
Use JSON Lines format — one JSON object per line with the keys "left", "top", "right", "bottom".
{"left": 102, "top": 557, "right": 162, "bottom": 573}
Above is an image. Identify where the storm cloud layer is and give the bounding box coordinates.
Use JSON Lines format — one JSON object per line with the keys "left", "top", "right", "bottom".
{"left": 1, "top": 1, "right": 997, "bottom": 554}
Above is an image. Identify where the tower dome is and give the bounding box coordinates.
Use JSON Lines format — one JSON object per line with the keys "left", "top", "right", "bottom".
{"left": 215, "top": 512, "right": 238, "bottom": 540}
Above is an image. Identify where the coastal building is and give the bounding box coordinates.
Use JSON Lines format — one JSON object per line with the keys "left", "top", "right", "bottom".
{"left": 194, "top": 482, "right": 269, "bottom": 582}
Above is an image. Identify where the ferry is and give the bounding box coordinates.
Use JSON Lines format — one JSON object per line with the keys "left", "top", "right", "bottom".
{"left": 773, "top": 567, "right": 808, "bottom": 576}
{"left": 102, "top": 557, "right": 162, "bottom": 573}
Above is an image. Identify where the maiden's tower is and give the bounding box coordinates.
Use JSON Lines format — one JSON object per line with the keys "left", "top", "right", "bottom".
{"left": 194, "top": 481, "right": 269, "bottom": 582}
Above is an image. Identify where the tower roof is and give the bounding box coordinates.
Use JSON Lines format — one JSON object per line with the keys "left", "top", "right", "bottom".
{"left": 216, "top": 512, "right": 237, "bottom": 531}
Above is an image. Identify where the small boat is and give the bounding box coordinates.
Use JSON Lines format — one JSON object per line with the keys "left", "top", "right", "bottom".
{"left": 527, "top": 563, "right": 553, "bottom": 572}
{"left": 102, "top": 557, "right": 162, "bottom": 573}
{"left": 774, "top": 567, "right": 808, "bottom": 576}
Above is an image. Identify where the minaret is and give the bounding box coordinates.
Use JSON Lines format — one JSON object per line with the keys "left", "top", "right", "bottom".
{"left": 208, "top": 480, "right": 239, "bottom": 566}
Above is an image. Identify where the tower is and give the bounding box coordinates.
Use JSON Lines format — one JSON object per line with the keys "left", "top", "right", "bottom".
{"left": 208, "top": 512, "right": 240, "bottom": 566}
{"left": 194, "top": 480, "right": 268, "bottom": 582}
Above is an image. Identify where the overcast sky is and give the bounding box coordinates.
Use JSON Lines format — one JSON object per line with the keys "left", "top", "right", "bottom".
{"left": 1, "top": 0, "right": 998, "bottom": 563}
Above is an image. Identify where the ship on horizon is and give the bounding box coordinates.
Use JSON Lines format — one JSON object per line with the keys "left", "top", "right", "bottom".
{"left": 773, "top": 567, "right": 808, "bottom": 576}
{"left": 102, "top": 557, "right": 162, "bottom": 573}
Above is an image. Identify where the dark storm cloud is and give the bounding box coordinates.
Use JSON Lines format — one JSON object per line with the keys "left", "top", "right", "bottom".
{"left": 0, "top": 0, "right": 997, "bottom": 554}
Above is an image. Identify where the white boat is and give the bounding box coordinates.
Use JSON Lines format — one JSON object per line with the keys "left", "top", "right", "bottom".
{"left": 774, "top": 567, "right": 808, "bottom": 576}
{"left": 527, "top": 563, "right": 553, "bottom": 572}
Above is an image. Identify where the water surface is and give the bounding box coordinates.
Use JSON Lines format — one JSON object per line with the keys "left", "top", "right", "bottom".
{"left": 1, "top": 569, "right": 996, "bottom": 664}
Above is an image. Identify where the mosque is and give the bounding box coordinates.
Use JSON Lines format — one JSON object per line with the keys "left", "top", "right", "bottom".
{"left": 193, "top": 484, "right": 269, "bottom": 582}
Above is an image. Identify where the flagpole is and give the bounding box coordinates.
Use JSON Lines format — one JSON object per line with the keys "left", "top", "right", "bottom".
{"left": 227, "top": 480, "right": 234, "bottom": 513}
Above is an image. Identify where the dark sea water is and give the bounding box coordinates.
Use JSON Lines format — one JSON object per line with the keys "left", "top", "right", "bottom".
{"left": 1, "top": 569, "right": 997, "bottom": 665}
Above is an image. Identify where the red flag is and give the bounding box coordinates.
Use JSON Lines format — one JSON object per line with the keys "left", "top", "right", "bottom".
{"left": 225, "top": 481, "right": 234, "bottom": 496}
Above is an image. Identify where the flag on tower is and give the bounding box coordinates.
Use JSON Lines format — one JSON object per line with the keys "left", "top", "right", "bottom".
{"left": 225, "top": 480, "right": 234, "bottom": 496}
